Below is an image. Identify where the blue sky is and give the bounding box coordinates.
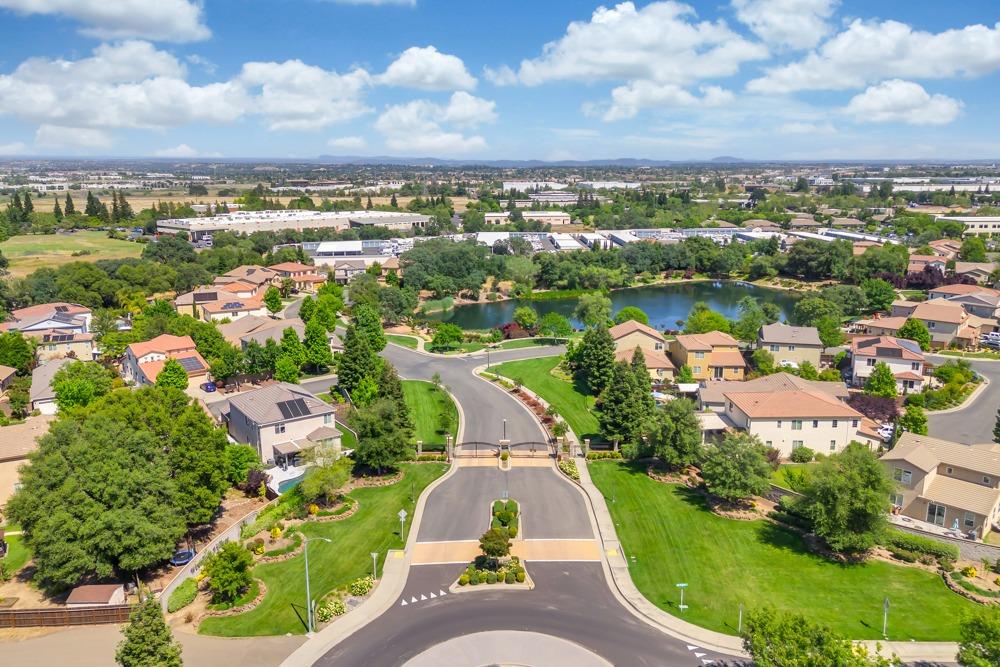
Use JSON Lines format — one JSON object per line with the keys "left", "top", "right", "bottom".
{"left": 0, "top": 0, "right": 998, "bottom": 160}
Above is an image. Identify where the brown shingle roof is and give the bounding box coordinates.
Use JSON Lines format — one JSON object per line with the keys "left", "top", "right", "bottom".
{"left": 608, "top": 320, "right": 665, "bottom": 342}
{"left": 674, "top": 331, "right": 739, "bottom": 351}
{"left": 921, "top": 476, "right": 1000, "bottom": 517}
{"left": 615, "top": 346, "right": 675, "bottom": 370}
{"left": 851, "top": 336, "right": 924, "bottom": 362}
{"left": 759, "top": 323, "right": 822, "bottom": 347}
{"left": 725, "top": 389, "right": 861, "bottom": 419}
{"left": 66, "top": 584, "right": 122, "bottom": 605}
{"left": 890, "top": 432, "right": 1000, "bottom": 478}
{"left": 127, "top": 334, "right": 195, "bottom": 359}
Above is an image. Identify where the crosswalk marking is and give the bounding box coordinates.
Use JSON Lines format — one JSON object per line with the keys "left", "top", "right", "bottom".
{"left": 686, "top": 645, "right": 698, "bottom": 651}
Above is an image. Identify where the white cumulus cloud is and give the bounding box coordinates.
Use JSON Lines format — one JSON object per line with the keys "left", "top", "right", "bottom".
{"left": 35, "top": 124, "right": 114, "bottom": 150}
{"left": 0, "top": 140, "right": 27, "bottom": 154}
{"left": 0, "top": 0, "right": 210, "bottom": 42}
{"left": 748, "top": 19, "right": 1000, "bottom": 93}
{"left": 604, "top": 82, "right": 734, "bottom": 121}
{"left": 844, "top": 79, "right": 963, "bottom": 126}
{"left": 378, "top": 46, "right": 476, "bottom": 91}
{"left": 731, "top": 0, "right": 838, "bottom": 50}
{"left": 327, "top": 136, "right": 367, "bottom": 151}
{"left": 153, "top": 143, "right": 199, "bottom": 157}
{"left": 374, "top": 92, "right": 496, "bottom": 155}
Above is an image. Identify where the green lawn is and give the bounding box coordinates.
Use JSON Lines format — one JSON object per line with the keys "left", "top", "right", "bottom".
{"left": 0, "top": 231, "right": 143, "bottom": 277}
{"left": 386, "top": 334, "right": 419, "bottom": 350}
{"left": 496, "top": 338, "right": 564, "bottom": 350}
{"left": 199, "top": 462, "right": 447, "bottom": 636}
{"left": 491, "top": 356, "right": 600, "bottom": 440}
{"left": 770, "top": 463, "right": 813, "bottom": 492}
{"left": 589, "top": 461, "right": 979, "bottom": 641}
{"left": 1, "top": 535, "right": 31, "bottom": 574}
{"left": 337, "top": 423, "right": 358, "bottom": 450}
{"left": 402, "top": 380, "right": 458, "bottom": 449}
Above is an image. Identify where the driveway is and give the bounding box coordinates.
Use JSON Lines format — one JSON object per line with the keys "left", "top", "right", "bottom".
{"left": 927, "top": 356, "right": 1000, "bottom": 445}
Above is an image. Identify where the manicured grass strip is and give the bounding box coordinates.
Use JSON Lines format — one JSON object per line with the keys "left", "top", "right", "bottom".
{"left": 337, "top": 424, "right": 358, "bottom": 450}
{"left": 491, "top": 356, "right": 599, "bottom": 440}
{"left": 199, "top": 463, "right": 448, "bottom": 636}
{"left": 402, "top": 380, "right": 458, "bottom": 448}
{"left": 0, "top": 231, "right": 142, "bottom": 277}
{"left": 386, "top": 334, "right": 419, "bottom": 350}
{"left": 2, "top": 535, "right": 30, "bottom": 574}
{"left": 496, "top": 338, "right": 563, "bottom": 350}
{"left": 589, "top": 461, "right": 978, "bottom": 641}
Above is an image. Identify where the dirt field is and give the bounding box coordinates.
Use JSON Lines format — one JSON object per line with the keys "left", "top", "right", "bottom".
{"left": 0, "top": 231, "right": 144, "bottom": 277}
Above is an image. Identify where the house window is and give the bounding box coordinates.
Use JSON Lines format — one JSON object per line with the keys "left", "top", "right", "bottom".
{"left": 946, "top": 467, "right": 953, "bottom": 475}
{"left": 765, "top": 441, "right": 772, "bottom": 447}
{"left": 655, "top": 343, "right": 663, "bottom": 350}
{"left": 852, "top": 420, "right": 859, "bottom": 428}
{"left": 926, "top": 503, "right": 946, "bottom": 526}
{"left": 911, "top": 362, "right": 920, "bottom": 371}
{"left": 832, "top": 420, "right": 838, "bottom": 428}
{"left": 777, "top": 420, "right": 782, "bottom": 428}
{"left": 812, "top": 420, "right": 819, "bottom": 428}
{"left": 893, "top": 468, "right": 912, "bottom": 485}
{"left": 791, "top": 420, "right": 803, "bottom": 430}
{"left": 788, "top": 345, "right": 796, "bottom": 351}
{"left": 323, "top": 414, "right": 332, "bottom": 425}
{"left": 866, "top": 358, "right": 876, "bottom": 367}
{"left": 693, "top": 366, "right": 701, "bottom": 374}
{"left": 275, "top": 424, "right": 286, "bottom": 435}
{"left": 792, "top": 440, "right": 804, "bottom": 450}
{"left": 891, "top": 493, "right": 904, "bottom": 507}
{"left": 928, "top": 321, "right": 935, "bottom": 329}
{"left": 770, "top": 344, "right": 779, "bottom": 352}
{"left": 985, "top": 476, "right": 992, "bottom": 485}
{"left": 964, "top": 512, "right": 976, "bottom": 529}
{"left": 695, "top": 351, "right": 705, "bottom": 359}
{"left": 830, "top": 440, "right": 837, "bottom": 451}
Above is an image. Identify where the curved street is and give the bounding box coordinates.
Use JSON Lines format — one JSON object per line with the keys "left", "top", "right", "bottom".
{"left": 926, "top": 356, "right": 1000, "bottom": 445}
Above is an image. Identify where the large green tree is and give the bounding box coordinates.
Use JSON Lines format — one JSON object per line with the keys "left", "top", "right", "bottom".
{"left": 865, "top": 362, "right": 898, "bottom": 398}
{"left": 598, "top": 361, "right": 654, "bottom": 447}
{"left": 538, "top": 312, "right": 572, "bottom": 338}
{"left": 263, "top": 285, "right": 282, "bottom": 314}
{"left": 513, "top": 306, "right": 539, "bottom": 330}
{"left": 573, "top": 293, "right": 612, "bottom": 328}
{"left": 700, "top": 432, "right": 772, "bottom": 502}
{"left": 897, "top": 318, "right": 932, "bottom": 351}
{"left": 959, "top": 236, "right": 988, "bottom": 262}
{"left": 647, "top": 397, "right": 702, "bottom": 469}
{"left": 684, "top": 302, "right": 731, "bottom": 334}
{"left": 898, "top": 404, "right": 928, "bottom": 436}
{"left": 155, "top": 358, "right": 189, "bottom": 390}
{"left": 304, "top": 317, "right": 334, "bottom": 372}
{"left": 0, "top": 331, "right": 33, "bottom": 374}
{"left": 203, "top": 541, "right": 253, "bottom": 603}
{"left": 352, "top": 398, "right": 412, "bottom": 473}
{"left": 802, "top": 442, "right": 894, "bottom": 553}
{"left": 116, "top": 597, "right": 184, "bottom": 667}
{"left": 338, "top": 324, "right": 379, "bottom": 395}
{"left": 861, "top": 278, "right": 897, "bottom": 312}
{"left": 353, "top": 303, "right": 386, "bottom": 351}
{"left": 958, "top": 607, "right": 1000, "bottom": 667}
{"left": 742, "top": 607, "right": 899, "bottom": 667}
{"left": 574, "top": 325, "right": 616, "bottom": 395}
{"left": 614, "top": 306, "right": 649, "bottom": 326}
{"left": 53, "top": 361, "right": 116, "bottom": 410}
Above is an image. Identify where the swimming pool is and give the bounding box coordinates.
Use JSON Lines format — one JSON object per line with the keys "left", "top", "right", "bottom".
{"left": 277, "top": 474, "right": 305, "bottom": 494}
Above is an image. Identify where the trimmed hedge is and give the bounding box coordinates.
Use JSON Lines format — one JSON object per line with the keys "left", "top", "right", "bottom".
{"left": 586, "top": 451, "right": 623, "bottom": 460}
{"left": 882, "top": 530, "right": 959, "bottom": 561}
{"left": 167, "top": 578, "right": 198, "bottom": 613}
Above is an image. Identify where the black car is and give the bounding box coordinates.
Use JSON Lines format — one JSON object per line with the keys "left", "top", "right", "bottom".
{"left": 169, "top": 548, "right": 196, "bottom": 566}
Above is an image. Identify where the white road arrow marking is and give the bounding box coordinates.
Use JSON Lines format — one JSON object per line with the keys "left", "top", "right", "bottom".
{"left": 429, "top": 592, "right": 437, "bottom": 598}
{"left": 439, "top": 590, "right": 447, "bottom": 596}
{"left": 410, "top": 596, "right": 417, "bottom": 603}
{"left": 695, "top": 653, "right": 705, "bottom": 658}
{"left": 420, "top": 594, "right": 427, "bottom": 601}
{"left": 400, "top": 600, "right": 407, "bottom": 606}
{"left": 702, "top": 660, "right": 714, "bottom": 665}
{"left": 686, "top": 646, "right": 698, "bottom": 652}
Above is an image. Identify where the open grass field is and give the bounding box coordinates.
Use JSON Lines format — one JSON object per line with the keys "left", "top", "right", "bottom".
{"left": 199, "top": 462, "right": 448, "bottom": 636}
{"left": 402, "top": 380, "right": 458, "bottom": 449}
{"left": 0, "top": 231, "right": 143, "bottom": 277}
{"left": 589, "top": 460, "right": 979, "bottom": 641}
{"left": 491, "top": 355, "right": 600, "bottom": 440}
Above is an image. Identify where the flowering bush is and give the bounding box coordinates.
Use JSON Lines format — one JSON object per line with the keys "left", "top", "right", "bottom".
{"left": 962, "top": 566, "right": 978, "bottom": 578}
{"left": 269, "top": 526, "right": 282, "bottom": 541}
{"left": 349, "top": 575, "right": 374, "bottom": 597}
{"left": 308, "top": 503, "right": 319, "bottom": 516}
{"left": 316, "top": 597, "right": 346, "bottom": 622}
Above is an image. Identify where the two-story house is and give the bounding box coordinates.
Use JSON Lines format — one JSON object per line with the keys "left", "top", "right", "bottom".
{"left": 927, "top": 284, "right": 1000, "bottom": 320}
{"left": 609, "top": 320, "right": 675, "bottom": 384}
{"left": 226, "top": 383, "right": 341, "bottom": 466}
{"left": 698, "top": 372, "right": 849, "bottom": 412}
{"left": 123, "top": 334, "right": 209, "bottom": 387}
{"left": 907, "top": 254, "right": 947, "bottom": 275}
{"left": 0, "top": 302, "right": 92, "bottom": 335}
{"left": 849, "top": 336, "right": 926, "bottom": 393}
{"left": 218, "top": 315, "right": 306, "bottom": 349}
{"left": 882, "top": 433, "right": 1000, "bottom": 540}
{"left": 721, "top": 388, "right": 875, "bottom": 457}
{"left": 669, "top": 331, "right": 746, "bottom": 381}
{"left": 212, "top": 265, "right": 280, "bottom": 296}
{"left": 757, "top": 323, "right": 822, "bottom": 369}
{"left": 269, "top": 261, "right": 326, "bottom": 292}
{"left": 953, "top": 262, "right": 995, "bottom": 285}
{"left": 332, "top": 259, "right": 367, "bottom": 284}
{"left": 858, "top": 300, "right": 979, "bottom": 348}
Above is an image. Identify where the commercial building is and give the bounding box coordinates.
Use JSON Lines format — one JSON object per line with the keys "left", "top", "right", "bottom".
{"left": 157, "top": 210, "right": 429, "bottom": 241}
{"left": 938, "top": 215, "right": 1000, "bottom": 237}
{"left": 484, "top": 211, "right": 572, "bottom": 226}
{"left": 883, "top": 433, "right": 1000, "bottom": 540}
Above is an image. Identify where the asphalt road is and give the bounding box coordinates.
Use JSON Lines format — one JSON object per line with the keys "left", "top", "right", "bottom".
{"left": 417, "top": 466, "right": 593, "bottom": 541}
{"left": 316, "top": 563, "right": 740, "bottom": 667}
{"left": 927, "top": 356, "right": 1000, "bottom": 445}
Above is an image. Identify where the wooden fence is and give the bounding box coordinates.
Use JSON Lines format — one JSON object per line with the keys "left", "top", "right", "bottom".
{"left": 0, "top": 604, "right": 134, "bottom": 628}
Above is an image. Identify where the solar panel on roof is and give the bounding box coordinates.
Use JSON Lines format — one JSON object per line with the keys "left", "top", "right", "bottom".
{"left": 222, "top": 302, "right": 244, "bottom": 310}
{"left": 54, "top": 305, "right": 69, "bottom": 312}
{"left": 177, "top": 357, "right": 204, "bottom": 372}
{"left": 276, "top": 398, "right": 309, "bottom": 419}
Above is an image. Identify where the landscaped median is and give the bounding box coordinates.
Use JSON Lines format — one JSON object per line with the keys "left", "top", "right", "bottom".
{"left": 588, "top": 460, "right": 982, "bottom": 641}
{"left": 196, "top": 462, "right": 448, "bottom": 636}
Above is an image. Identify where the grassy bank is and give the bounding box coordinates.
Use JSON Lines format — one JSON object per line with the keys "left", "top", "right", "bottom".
{"left": 402, "top": 380, "right": 459, "bottom": 449}
{"left": 199, "top": 462, "right": 447, "bottom": 636}
{"left": 0, "top": 231, "right": 143, "bottom": 277}
{"left": 386, "top": 334, "right": 419, "bottom": 350}
{"left": 589, "top": 460, "right": 978, "bottom": 641}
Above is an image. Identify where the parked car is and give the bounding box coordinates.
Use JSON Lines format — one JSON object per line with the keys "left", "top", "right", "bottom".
{"left": 200, "top": 382, "right": 217, "bottom": 393}
{"left": 169, "top": 548, "right": 196, "bottom": 566}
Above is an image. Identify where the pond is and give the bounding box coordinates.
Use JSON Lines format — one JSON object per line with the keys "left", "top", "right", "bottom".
{"left": 426, "top": 281, "right": 801, "bottom": 331}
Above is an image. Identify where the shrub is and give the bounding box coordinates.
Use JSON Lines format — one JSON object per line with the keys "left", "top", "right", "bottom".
{"left": 246, "top": 538, "right": 265, "bottom": 556}
{"left": 497, "top": 510, "right": 515, "bottom": 527}
{"left": 516, "top": 570, "right": 526, "bottom": 583}
{"left": 505, "top": 571, "right": 516, "bottom": 584}
{"left": 790, "top": 447, "right": 814, "bottom": 463}
{"left": 763, "top": 447, "right": 782, "bottom": 471}
{"left": 500, "top": 451, "right": 509, "bottom": 462}
{"left": 767, "top": 510, "right": 812, "bottom": 531}
{"left": 308, "top": 504, "right": 319, "bottom": 516}
{"left": 586, "top": 451, "right": 623, "bottom": 460}
{"left": 491, "top": 516, "right": 502, "bottom": 530}
{"left": 167, "top": 578, "right": 198, "bottom": 613}
{"left": 492, "top": 500, "right": 504, "bottom": 515}
{"left": 889, "top": 548, "right": 918, "bottom": 563}
{"left": 505, "top": 499, "right": 518, "bottom": 515}
{"left": 558, "top": 459, "right": 580, "bottom": 480}
{"left": 939, "top": 558, "right": 955, "bottom": 572}
{"left": 486, "top": 571, "right": 497, "bottom": 584}
{"left": 458, "top": 574, "right": 470, "bottom": 586}
{"left": 962, "top": 566, "right": 978, "bottom": 578}
{"left": 349, "top": 575, "right": 374, "bottom": 597}
{"left": 506, "top": 522, "right": 518, "bottom": 539}
{"left": 882, "top": 530, "right": 959, "bottom": 561}
{"left": 316, "top": 598, "right": 346, "bottom": 622}
{"left": 469, "top": 571, "right": 480, "bottom": 585}
{"left": 904, "top": 392, "right": 925, "bottom": 407}
{"left": 269, "top": 526, "right": 282, "bottom": 541}
{"left": 204, "top": 542, "right": 254, "bottom": 604}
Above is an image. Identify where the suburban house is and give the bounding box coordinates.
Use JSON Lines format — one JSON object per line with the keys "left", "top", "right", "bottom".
{"left": 953, "top": 262, "right": 995, "bottom": 284}
{"left": 122, "top": 334, "right": 209, "bottom": 387}
{"left": 720, "top": 388, "right": 874, "bottom": 457}
{"left": 906, "top": 254, "right": 947, "bottom": 275}
{"left": 173, "top": 285, "right": 269, "bottom": 322}
{"left": 757, "top": 323, "right": 823, "bottom": 369}
{"left": 668, "top": 331, "right": 746, "bottom": 381}
{"left": 927, "top": 284, "right": 1000, "bottom": 319}
{"left": 379, "top": 257, "right": 401, "bottom": 280}
{"left": 33, "top": 330, "right": 96, "bottom": 362}
{"left": 29, "top": 357, "right": 72, "bottom": 415}
{"left": 698, "top": 372, "right": 849, "bottom": 412}
{"left": 331, "top": 259, "right": 367, "bottom": 284}
{"left": 66, "top": 584, "right": 126, "bottom": 608}
{"left": 225, "top": 383, "right": 341, "bottom": 466}
{"left": 0, "top": 364, "right": 15, "bottom": 392}
{"left": 609, "top": 320, "right": 675, "bottom": 384}
{"left": 857, "top": 300, "right": 979, "bottom": 348}
{"left": 198, "top": 294, "right": 268, "bottom": 322}
{"left": 882, "top": 433, "right": 1000, "bottom": 540}
{"left": 218, "top": 315, "right": 306, "bottom": 349}
{"left": 0, "top": 302, "right": 91, "bottom": 335}
{"left": 849, "top": 336, "right": 926, "bottom": 393}
{"left": 213, "top": 265, "right": 280, "bottom": 296}
{"left": 269, "top": 261, "right": 326, "bottom": 292}
{"left": 928, "top": 238, "right": 962, "bottom": 260}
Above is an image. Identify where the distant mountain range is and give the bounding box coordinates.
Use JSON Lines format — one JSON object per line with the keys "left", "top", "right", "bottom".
{"left": 314, "top": 154, "right": 748, "bottom": 167}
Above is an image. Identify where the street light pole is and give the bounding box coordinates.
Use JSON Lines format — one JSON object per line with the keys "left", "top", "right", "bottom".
{"left": 502, "top": 418, "right": 507, "bottom": 441}
{"left": 304, "top": 537, "right": 332, "bottom": 634}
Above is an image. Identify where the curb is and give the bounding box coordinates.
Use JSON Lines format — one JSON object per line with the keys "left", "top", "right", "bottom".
{"left": 925, "top": 376, "right": 990, "bottom": 415}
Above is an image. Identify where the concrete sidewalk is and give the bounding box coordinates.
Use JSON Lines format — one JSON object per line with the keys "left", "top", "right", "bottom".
{"left": 574, "top": 457, "right": 961, "bottom": 664}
